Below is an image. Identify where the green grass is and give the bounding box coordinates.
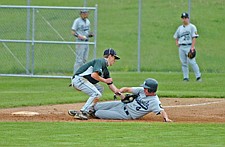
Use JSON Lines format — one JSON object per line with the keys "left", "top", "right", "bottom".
{"left": 1, "top": 0, "right": 225, "bottom": 74}
{"left": 0, "top": 122, "right": 225, "bottom": 147}
{"left": 0, "top": 72, "right": 225, "bottom": 108}
{"left": 1, "top": 1, "right": 225, "bottom": 146}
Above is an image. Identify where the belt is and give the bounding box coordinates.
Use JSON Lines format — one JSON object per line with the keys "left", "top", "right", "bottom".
{"left": 180, "top": 43, "right": 192, "bottom": 46}
{"left": 124, "top": 106, "right": 129, "bottom": 115}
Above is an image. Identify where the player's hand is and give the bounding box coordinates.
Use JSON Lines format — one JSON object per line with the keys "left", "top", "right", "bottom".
{"left": 88, "top": 32, "right": 94, "bottom": 37}
{"left": 78, "top": 35, "right": 87, "bottom": 41}
{"left": 164, "top": 118, "right": 173, "bottom": 122}
{"left": 105, "top": 78, "right": 113, "bottom": 85}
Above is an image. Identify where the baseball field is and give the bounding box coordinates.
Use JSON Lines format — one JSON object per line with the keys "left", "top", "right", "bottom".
{"left": 1, "top": 0, "right": 225, "bottom": 146}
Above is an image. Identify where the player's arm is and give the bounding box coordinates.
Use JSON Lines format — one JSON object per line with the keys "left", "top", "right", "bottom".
{"left": 91, "top": 72, "right": 113, "bottom": 84}
{"left": 191, "top": 37, "right": 196, "bottom": 51}
{"left": 71, "top": 30, "right": 78, "bottom": 37}
{"left": 175, "top": 39, "right": 179, "bottom": 47}
{"left": 119, "top": 87, "right": 133, "bottom": 93}
{"left": 160, "top": 110, "right": 172, "bottom": 122}
{"left": 109, "top": 84, "right": 125, "bottom": 99}
{"left": 72, "top": 30, "right": 86, "bottom": 40}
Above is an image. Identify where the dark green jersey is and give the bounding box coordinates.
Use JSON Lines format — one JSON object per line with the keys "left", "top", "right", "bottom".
{"left": 74, "top": 58, "right": 110, "bottom": 84}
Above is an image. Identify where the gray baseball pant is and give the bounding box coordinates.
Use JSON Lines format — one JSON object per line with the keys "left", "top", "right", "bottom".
{"left": 179, "top": 45, "right": 201, "bottom": 79}
{"left": 94, "top": 101, "right": 132, "bottom": 119}
{"left": 73, "top": 44, "right": 89, "bottom": 74}
{"left": 72, "top": 76, "right": 103, "bottom": 113}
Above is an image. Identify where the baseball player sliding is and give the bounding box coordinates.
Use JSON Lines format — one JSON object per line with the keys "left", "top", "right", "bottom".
{"left": 173, "top": 12, "right": 202, "bottom": 82}
{"left": 69, "top": 78, "right": 172, "bottom": 122}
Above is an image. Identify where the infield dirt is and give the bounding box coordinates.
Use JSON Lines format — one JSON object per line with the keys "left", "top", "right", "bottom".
{"left": 0, "top": 98, "right": 225, "bottom": 123}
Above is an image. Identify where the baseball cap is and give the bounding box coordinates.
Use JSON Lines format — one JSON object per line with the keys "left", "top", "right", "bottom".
{"left": 181, "top": 12, "right": 189, "bottom": 18}
{"left": 80, "top": 9, "right": 89, "bottom": 14}
{"left": 103, "top": 48, "right": 120, "bottom": 60}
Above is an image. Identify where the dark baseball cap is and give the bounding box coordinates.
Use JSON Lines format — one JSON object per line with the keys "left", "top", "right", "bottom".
{"left": 181, "top": 12, "right": 189, "bottom": 18}
{"left": 103, "top": 48, "right": 120, "bottom": 60}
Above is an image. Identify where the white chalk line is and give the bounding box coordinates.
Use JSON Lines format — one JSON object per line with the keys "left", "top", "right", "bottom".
{"left": 164, "top": 100, "right": 225, "bottom": 108}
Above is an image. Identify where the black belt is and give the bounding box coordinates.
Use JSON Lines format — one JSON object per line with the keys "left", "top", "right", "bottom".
{"left": 180, "top": 43, "right": 192, "bottom": 46}
{"left": 124, "top": 107, "right": 129, "bottom": 115}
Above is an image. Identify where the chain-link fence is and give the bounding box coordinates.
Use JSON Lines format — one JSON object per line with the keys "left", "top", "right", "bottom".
{"left": 1, "top": 1, "right": 225, "bottom": 77}
{"left": 0, "top": 5, "right": 97, "bottom": 78}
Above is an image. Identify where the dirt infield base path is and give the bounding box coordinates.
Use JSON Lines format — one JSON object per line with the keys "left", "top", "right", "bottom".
{"left": 1, "top": 98, "right": 225, "bottom": 123}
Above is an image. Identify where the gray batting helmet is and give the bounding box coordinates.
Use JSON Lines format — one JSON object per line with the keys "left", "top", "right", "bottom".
{"left": 140, "top": 78, "right": 158, "bottom": 93}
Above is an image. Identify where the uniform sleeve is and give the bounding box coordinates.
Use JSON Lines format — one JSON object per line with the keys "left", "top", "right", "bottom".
{"left": 71, "top": 19, "right": 78, "bottom": 31}
{"left": 152, "top": 102, "right": 164, "bottom": 115}
{"left": 131, "top": 87, "right": 144, "bottom": 95}
{"left": 191, "top": 24, "right": 199, "bottom": 38}
{"left": 103, "top": 68, "right": 110, "bottom": 79}
{"left": 92, "top": 60, "right": 103, "bottom": 73}
{"left": 173, "top": 27, "right": 180, "bottom": 39}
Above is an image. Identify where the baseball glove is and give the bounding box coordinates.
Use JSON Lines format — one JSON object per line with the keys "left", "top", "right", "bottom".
{"left": 88, "top": 32, "right": 94, "bottom": 37}
{"left": 188, "top": 49, "right": 196, "bottom": 59}
{"left": 121, "top": 94, "right": 138, "bottom": 104}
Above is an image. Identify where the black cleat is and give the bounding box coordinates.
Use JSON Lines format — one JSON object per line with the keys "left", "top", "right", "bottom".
{"left": 196, "top": 77, "right": 202, "bottom": 82}
{"left": 183, "top": 78, "right": 189, "bottom": 82}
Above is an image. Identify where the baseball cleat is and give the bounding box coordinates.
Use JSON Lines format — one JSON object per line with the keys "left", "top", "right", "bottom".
{"left": 183, "top": 78, "right": 189, "bottom": 82}
{"left": 68, "top": 110, "right": 79, "bottom": 116}
{"left": 196, "top": 77, "right": 202, "bottom": 82}
{"left": 74, "top": 112, "right": 88, "bottom": 120}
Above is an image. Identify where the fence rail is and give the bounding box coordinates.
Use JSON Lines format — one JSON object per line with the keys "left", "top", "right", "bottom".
{"left": 0, "top": 5, "right": 97, "bottom": 78}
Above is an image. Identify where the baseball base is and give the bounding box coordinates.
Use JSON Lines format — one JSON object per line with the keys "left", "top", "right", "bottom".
{"left": 11, "top": 111, "right": 40, "bottom": 116}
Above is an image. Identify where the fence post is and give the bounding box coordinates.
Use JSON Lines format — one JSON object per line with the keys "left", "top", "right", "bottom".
{"left": 94, "top": 4, "right": 98, "bottom": 59}
{"left": 188, "top": 0, "right": 191, "bottom": 21}
{"left": 137, "top": 0, "right": 142, "bottom": 72}
{"left": 26, "top": 0, "right": 31, "bottom": 74}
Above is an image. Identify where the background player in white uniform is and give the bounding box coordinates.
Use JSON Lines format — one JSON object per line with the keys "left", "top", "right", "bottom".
{"left": 80, "top": 78, "right": 172, "bottom": 122}
{"left": 71, "top": 10, "right": 94, "bottom": 74}
{"left": 173, "top": 12, "right": 202, "bottom": 82}
{"left": 68, "top": 48, "right": 122, "bottom": 120}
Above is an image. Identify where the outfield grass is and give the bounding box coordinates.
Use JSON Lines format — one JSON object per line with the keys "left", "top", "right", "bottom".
{"left": 1, "top": 0, "right": 225, "bottom": 73}
{"left": 0, "top": 122, "right": 225, "bottom": 147}
{"left": 1, "top": 1, "right": 225, "bottom": 146}
{"left": 0, "top": 72, "right": 225, "bottom": 108}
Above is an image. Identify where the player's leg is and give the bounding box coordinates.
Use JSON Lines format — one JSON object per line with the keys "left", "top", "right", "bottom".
{"left": 95, "top": 110, "right": 130, "bottom": 119}
{"left": 82, "top": 44, "right": 89, "bottom": 64}
{"left": 95, "top": 102, "right": 131, "bottom": 119}
{"left": 179, "top": 47, "right": 189, "bottom": 80}
{"left": 188, "top": 58, "right": 201, "bottom": 81}
{"left": 74, "top": 44, "right": 85, "bottom": 74}
{"left": 94, "top": 101, "right": 121, "bottom": 110}
{"left": 94, "top": 83, "right": 104, "bottom": 94}
{"left": 72, "top": 76, "right": 102, "bottom": 113}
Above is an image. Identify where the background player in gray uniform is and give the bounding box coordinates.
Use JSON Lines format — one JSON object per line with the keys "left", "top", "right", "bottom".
{"left": 71, "top": 10, "right": 94, "bottom": 74}
{"left": 173, "top": 12, "right": 202, "bottom": 82}
{"left": 74, "top": 78, "right": 172, "bottom": 122}
{"left": 68, "top": 48, "right": 122, "bottom": 120}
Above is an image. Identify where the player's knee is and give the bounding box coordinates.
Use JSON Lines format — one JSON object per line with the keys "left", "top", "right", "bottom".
{"left": 98, "top": 86, "right": 104, "bottom": 94}
{"left": 92, "top": 92, "right": 102, "bottom": 98}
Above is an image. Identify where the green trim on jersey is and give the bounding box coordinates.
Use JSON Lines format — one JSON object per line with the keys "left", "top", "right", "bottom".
{"left": 74, "top": 58, "right": 110, "bottom": 84}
